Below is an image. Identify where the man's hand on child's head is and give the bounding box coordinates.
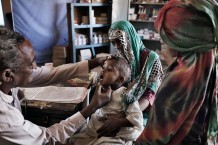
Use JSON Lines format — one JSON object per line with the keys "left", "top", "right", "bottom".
{"left": 88, "top": 56, "right": 110, "bottom": 70}
{"left": 96, "top": 56, "right": 111, "bottom": 67}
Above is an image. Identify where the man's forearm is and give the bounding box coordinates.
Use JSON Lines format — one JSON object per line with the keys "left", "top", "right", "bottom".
{"left": 81, "top": 84, "right": 112, "bottom": 119}
{"left": 80, "top": 104, "right": 97, "bottom": 119}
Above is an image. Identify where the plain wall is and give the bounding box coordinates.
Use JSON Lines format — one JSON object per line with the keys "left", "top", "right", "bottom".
{"left": 110, "top": 0, "right": 129, "bottom": 54}
{"left": 2, "top": 0, "right": 12, "bottom": 29}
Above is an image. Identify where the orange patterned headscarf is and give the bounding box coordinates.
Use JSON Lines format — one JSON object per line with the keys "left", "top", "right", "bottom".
{"left": 136, "top": 0, "right": 218, "bottom": 144}
{"left": 155, "top": 0, "right": 218, "bottom": 52}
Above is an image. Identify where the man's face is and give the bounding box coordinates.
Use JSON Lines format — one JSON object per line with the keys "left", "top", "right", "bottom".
{"left": 99, "top": 59, "right": 120, "bottom": 90}
{"left": 13, "top": 39, "right": 36, "bottom": 86}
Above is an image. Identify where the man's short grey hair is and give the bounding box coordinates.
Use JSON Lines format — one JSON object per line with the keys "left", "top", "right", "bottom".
{"left": 0, "top": 27, "right": 25, "bottom": 71}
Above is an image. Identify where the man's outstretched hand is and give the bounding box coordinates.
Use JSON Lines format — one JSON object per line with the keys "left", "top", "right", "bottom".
{"left": 80, "top": 84, "right": 112, "bottom": 119}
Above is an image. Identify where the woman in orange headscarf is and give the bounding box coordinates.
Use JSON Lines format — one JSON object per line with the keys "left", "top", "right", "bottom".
{"left": 136, "top": 0, "right": 218, "bottom": 144}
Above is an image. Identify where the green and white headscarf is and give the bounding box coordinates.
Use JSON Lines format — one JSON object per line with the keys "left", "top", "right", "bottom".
{"left": 109, "top": 20, "right": 144, "bottom": 77}
{"left": 109, "top": 20, "right": 160, "bottom": 105}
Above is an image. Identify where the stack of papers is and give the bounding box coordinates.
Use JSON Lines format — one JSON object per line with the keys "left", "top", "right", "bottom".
{"left": 21, "top": 86, "right": 88, "bottom": 103}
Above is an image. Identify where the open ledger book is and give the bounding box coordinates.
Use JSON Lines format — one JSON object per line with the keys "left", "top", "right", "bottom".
{"left": 21, "top": 86, "right": 89, "bottom": 103}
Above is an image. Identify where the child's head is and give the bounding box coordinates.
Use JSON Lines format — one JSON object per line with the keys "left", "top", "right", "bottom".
{"left": 99, "top": 56, "right": 131, "bottom": 90}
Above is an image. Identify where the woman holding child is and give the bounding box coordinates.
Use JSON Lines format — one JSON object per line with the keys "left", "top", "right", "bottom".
{"left": 97, "top": 20, "right": 164, "bottom": 137}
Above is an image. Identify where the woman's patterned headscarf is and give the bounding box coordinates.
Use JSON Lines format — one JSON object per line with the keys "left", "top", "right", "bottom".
{"left": 108, "top": 21, "right": 160, "bottom": 106}
{"left": 136, "top": 0, "right": 218, "bottom": 144}
{"left": 108, "top": 20, "right": 145, "bottom": 77}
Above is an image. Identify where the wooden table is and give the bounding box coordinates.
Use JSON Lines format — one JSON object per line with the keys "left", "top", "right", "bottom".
{"left": 21, "top": 82, "right": 90, "bottom": 127}
{"left": 21, "top": 100, "right": 85, "bottom": 127}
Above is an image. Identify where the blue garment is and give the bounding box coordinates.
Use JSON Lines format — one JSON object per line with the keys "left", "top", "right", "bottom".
{"left": 12, "top": 0, "right": 76, "bottom": 63}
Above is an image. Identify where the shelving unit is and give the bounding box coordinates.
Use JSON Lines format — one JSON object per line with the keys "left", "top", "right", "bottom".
{"left": 67, "top": 2, "right": 112, "bottom": 63}
{"left": 128, "top": 0, "right": 168, "bottom": 50}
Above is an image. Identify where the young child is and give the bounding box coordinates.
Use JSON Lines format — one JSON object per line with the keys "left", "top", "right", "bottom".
{"left": 70, "top": 56, "right": 143, "bottom": 145}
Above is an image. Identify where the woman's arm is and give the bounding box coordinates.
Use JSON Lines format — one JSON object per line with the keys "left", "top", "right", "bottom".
{"left": 138, "top": 88, "right": 155, "bottom": 111}
{"left": 138, "top": 97, "right": 149, "bottom": 111}
{"left": 138, "top": 59, "right": 163, "bottom": 110}
{"left": 97, "top": 102, "right": 143, "bottom": 138}
{"left": 97, "top": 117, "right": 133, "bottom": 137}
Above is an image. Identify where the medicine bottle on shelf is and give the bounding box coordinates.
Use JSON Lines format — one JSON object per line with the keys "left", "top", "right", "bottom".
{"left": 98, "top": 34, "right": 103, "bottom": 44}
{"left": 93, "top": 34, "right": 98, "bottom": 44}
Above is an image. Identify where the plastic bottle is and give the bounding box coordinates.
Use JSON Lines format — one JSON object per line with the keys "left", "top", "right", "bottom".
{"left": 98, "top": 34, "right": 102, "bottom": 44}
{"left": 75, "top": 36, "right": 78, "bottom": 46}
{"left": 78, "top": 35, "right": 82, "bottom": 45}
{"left": 82, "top": 35, "right": 86, "bottom": 45}
{"left": 93, "top": 34, "right": 98, "bottom": 44}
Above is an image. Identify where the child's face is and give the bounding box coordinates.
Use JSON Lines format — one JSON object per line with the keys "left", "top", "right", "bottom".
{"left": 100, "top": 59, "right": 121, "bottom": 90}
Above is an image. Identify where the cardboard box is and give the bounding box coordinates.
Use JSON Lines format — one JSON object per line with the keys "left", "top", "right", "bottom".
{"left": 96, "top": 16, "right": 107, "bottom": 21}
{"left": 79, "top": 49, "right": 92, "bottom": 61}
{"left": 53, "top": 46, "right": 67, "bottom": 58}
{"left": 52, "top": 57, "right": 66, "bottom": 67}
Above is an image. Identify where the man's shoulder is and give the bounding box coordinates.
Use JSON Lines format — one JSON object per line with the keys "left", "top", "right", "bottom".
{"left": 0, "top": 101, "right": 24, "bottom": 131}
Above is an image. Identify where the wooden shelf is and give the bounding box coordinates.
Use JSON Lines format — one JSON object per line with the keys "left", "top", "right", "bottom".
{"left": 130, "top": 2, "right": 165, "bottom": 5}
{"left": 129, "top": 0, "right": 166, "bottom": 51}
{"left": 73, "top": 3, "right": 112, "bottom": 7}
{"left": 74, "top": 45, "right": 92, "bottom": 49}
{"left": 67, "top": 2, "right": 112, "bottom": 63}
{"left": 92, "top": 43, "right": 110, "bottom": 47}
{"left": 129, "top": 19, "right": 155, "bottom": 23}
{"left": 92, "top": 24, "right": 111, "bottom": 27}
{"left": 74, "top": 43, "right": 110, "bottom": 49}
{"left": 74, "top": 25, "right": 91, "bottom": 28}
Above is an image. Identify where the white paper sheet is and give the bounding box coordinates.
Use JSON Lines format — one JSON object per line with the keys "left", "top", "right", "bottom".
{"left": 21, "top": 86, "right": 88, "bottom": 103}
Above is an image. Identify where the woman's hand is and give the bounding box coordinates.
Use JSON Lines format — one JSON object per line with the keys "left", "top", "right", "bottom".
{"left": 97, "top": 112, "right": 126, "bottom": 138}
{"left": 97, "top": 116, "right": 121, "bottom": 138}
